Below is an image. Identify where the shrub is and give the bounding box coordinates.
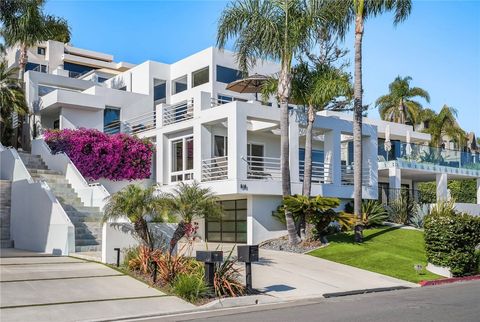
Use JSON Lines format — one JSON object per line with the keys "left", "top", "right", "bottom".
{"left": 424, "top": 201, "right": 480, "bottom": 276}
{"left": 361, "top": 200, "right": 388, "bottom": 227}
{"left": 172, "top": 273, "right": 208, "bottom": 302}
{"left": 44, "top": 128, "right": 154, "bottom": 181}
{"left": 386, "top": 194, "right": 417, "bottom": 225}
{"left": 213, "top": 250, "right": 246, "bottom": 297}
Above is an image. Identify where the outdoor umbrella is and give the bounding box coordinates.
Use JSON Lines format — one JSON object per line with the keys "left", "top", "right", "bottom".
{"left": 226, "top": 74, "right": 269, "bottom": 101}
{"left": 384, "top": 125, "right": 392, "bottom": 161}
{"left": 406, "top": 130, "right": 412, "bottom": 158}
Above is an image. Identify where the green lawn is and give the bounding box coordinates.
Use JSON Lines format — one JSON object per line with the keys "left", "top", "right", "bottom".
{"left": 308, "top": 226, "right": 441, "bottom": 283}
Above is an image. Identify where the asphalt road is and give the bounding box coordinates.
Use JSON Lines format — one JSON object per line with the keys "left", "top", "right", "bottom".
{"left": 134, "top": 280, "right": 480, "bottom": 322}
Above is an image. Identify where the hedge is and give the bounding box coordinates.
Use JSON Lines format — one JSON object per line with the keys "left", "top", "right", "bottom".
{"left": 44, "top": 128, "right": 154, "bottom": 181}
{"left": 424, "top": 202, "right": 480, "bottom": 276}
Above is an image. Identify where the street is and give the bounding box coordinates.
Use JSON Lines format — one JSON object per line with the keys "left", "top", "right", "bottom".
{"left": 132, "top": 280, "right": 480, "bottom": 322}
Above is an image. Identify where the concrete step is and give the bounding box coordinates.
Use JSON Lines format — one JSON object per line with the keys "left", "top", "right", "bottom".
{"left": 75, "top": 245, "right": 101, "bottom": 252}
{"left": 75, "top": 238, "right": 102, "bottom": 246}
{"left": 28, "top": 169, "right": 63, "bottom": 175}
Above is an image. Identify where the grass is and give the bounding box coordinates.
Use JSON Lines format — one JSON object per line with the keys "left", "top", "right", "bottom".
{"left": 308, "top": 226, "right": 442, "bottom": 283}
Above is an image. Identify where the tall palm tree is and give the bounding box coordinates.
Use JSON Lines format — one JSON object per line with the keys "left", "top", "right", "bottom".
{"left": 376, "top": 76, "right": 430, "bottom": 126}
{"left": 217, "top": 0, "right": 321, "bottom": 244}
{"left": 162, "top": 182, "right": 223, "bottom": 253}
{"left": 327, "top": 0, "right": 412, "bottom": 242}
{"left": 1, "top": 0, "right": 71, "bottom": 81}
{"left": 0, "top": 60, "right": 28, "bottom": 145}
{"left": 421, "top": 105, "right": 466, "bottom": 148}
{"left": 103, "top": 185, "right": 164, "bottom": 251}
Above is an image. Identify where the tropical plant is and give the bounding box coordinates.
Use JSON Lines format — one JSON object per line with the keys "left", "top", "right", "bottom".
{"left": 385, "top": 193, "right": 417, "bottom": 225}
{"left": 0, "top": 60, "right": 28, "bottom": 145}
{"left": 1, "top": 0, "right": 71, "bottom": 81}
{"left": 213, "top": 249, "right": 246, "bottom": 297}
{"left": 420, "top": 105, "right": 466, "bottom": 148}
{"left": 409, "top": 204, "right": 429, "bottom": 229}
{"left": 218, "top": 0, "right": 325, "bottom": 245}
{"left": 44, "top": 128, "right": 154, "bottom": 181}
{"left": 361, "top": 200, "right": 388, "bottom": 227}
{"left": 151, "top": 251, "right": 193, "bottom": 285}
{"left": 326, "top": 0, "right": 412, "bottom": 242}
{"left": 172, "top": 273, "right": 208, "bottom": 303}
{"left": 376, "top": 76, "right": 430, "bottom": 126}
{"left": 162, "top": 182, "right": 223, "bottom": 253}
{"left": 103, "top": 185, "right": 165, "bottom": 251}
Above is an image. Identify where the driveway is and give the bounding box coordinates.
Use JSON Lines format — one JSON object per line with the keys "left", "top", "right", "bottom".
{"left": 0, "top": 249, "right": 194, "bottom": 322}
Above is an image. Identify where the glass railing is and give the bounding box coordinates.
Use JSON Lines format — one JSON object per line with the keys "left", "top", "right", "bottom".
{"left": 378, "top": 141, "right": 480, "bottom": 170}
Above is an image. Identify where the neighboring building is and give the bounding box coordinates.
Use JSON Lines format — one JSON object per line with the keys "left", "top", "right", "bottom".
{"left": 5, "top": 40, "right": 480, "bottom": 246}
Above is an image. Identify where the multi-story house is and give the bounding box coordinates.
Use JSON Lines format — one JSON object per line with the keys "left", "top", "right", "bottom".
{"left": 3, "top": 40, "right": 479, "bottom": 253}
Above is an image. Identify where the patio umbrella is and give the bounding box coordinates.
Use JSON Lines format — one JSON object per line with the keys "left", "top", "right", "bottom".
{"left": 226, "top": 74, "right": 269, "bottom": 101}
{"left": 384, "top": 125, "right": 392, "bottom": 161}
{"left": 406, "top": 130, "right": 412, "bottom": 158}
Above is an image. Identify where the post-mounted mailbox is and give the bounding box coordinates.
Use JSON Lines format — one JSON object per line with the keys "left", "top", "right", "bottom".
{"left": 196, "top": 251, "right": 223, "bottom": 286}
{"left": 237, "top": 245, "right": 259, "bottom": 262}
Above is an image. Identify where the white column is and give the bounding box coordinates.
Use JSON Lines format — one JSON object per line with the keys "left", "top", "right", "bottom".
{"left": 389, "top": 167, "right": 401, "bottom": 200}
{"left": 193, "top": 123, "right": 212, "bottom": 182}
{"left": 476, "top": 178, "right": 480, "bottom": 204}
{"left": 155, "top": 132, "right": 164, "bottom": 185}
{"left": 228, "top": 111, "right": 247, "bottom": 180}
{"left": 323, "top": 129, "right": 341, "bottom": 184}
{"left": 289, "top": 118, "right": 300, "bottom": 183}
{"left": 436, "top": 173, "right": 448, "bottom": 201}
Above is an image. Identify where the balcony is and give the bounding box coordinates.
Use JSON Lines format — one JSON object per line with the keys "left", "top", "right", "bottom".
{"left": 202, "top": 157, "right": 228, "bottom": 181}
{"left": 299, "top": 160, "right": 333, "bottom": 184}
{"left": 378, "top": 142, "right": 480, "bottom": 170}
{"left": 162, "top": 100, "right": 194, "bottom": 126}
{"left": 121, "top": 111, "right": 156, "bottom": 135}
{"left": 340, "top": 163, "right": 373, "bottom": 187}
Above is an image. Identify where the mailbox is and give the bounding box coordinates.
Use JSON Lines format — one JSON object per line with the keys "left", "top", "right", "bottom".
{"left": 237, "top": 245, "right": 259, "bottom": 262}
{"left": 196, "top": 251, "right": 223, "bottom": 263}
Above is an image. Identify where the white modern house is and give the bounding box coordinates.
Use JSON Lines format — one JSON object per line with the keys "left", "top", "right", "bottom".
{"left": 2, "top": 41, "right": 479, "bottom": 257}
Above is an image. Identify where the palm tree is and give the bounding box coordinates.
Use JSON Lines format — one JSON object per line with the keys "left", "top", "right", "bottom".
{"left": 0, "top": 60, "right": 28, "bottom": 146}
{"left": 376, "top": 76, "right": 430, "bottom": 126}
{"left": 162, "top": 182, "right": 223, "bottom": 254}
{"left": 421, "top": 105, "right": 466, "bottom": 149}
{"left": 327, "top": 0, "right": 412, "bottom": 242}
{"left": 1, "top": 0, "right": 71, "bottom": 81}
{"left": 217, "top": 0, "right": 321, "bottom": 244}
{"left": 103, "top": 185, "right": 164, "bottom": 251}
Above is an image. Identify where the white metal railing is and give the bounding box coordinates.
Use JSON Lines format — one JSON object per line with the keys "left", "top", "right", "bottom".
{"left": 341, "top": 163, "right": 372, "bottom": 186}
{"left": 122, "top": 111, "right": 156, "bottom": 135}
{"left": 202, "top": 156, "right": 228, "bottom": 181}
{"left": 163, "top": 99, "right": 194, "bottom": 126}
{"left": 210, "top": 97, "right": 232, "bottom": 107}
{"left": 299, "top": 160, "right": 333, "bottom": 184}
{"left": 246, "top": 156, "right": 281, "bottom": 180}
{"left": 103, "top": 120, "right": 121, "bottom": 134}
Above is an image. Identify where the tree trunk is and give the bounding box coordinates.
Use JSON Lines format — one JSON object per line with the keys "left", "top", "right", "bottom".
{"left": 16, "top": 43, "right": 28, "bottom": 149}
{"left": 353, "top": 12, "right": 364, "bottom": 243}
{"left": 19, "top": 44, "right": 28, "bottom": 82}
{"left": 278, "top": 61, "right": 300, "bottom": 245}
{"left": 169, "top": 221, "right": 187, "bottom": 254}
{"left": 302, "top": 105, "right": 315, "bottom": 197}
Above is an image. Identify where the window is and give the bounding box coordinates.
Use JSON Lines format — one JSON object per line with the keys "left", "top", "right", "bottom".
{"left": 192, "top": 66, "right": 209, "bottom": 87}
{"left": 214, "top": 135, "right": 228, "bottom": 157}
{"left": 104, "top": 107, "right": 121, "bottom": 134}
{"left": 170, "top": 136, "right": 194, "bottom": 182}
{"left": 38, "top": 85, "right": 57, "bottom": 97}
{"left": 25, "top": 63, "right": 47, "bottom": 73}
{"left": 37, "top": 47, "right": 46, "bottom": 55}
{"left": 153, "top": 79, "right": 166, "bottom": 102}
{"left": 299, "top": 148, "right": 324, "bottom": 183}
{"left": 172, "top": 75, "right": 187, "bottom": 94}
{"left": 97, "top": 77, "right": 108, "bottom": 83}
{"left": 216, "top": 65, "right": 243, "bottom": 84}
{"left": 216, "top": 94, "right": 248, "bottom": 105}
{"left": 63, "top": 62, "right": 96, "bottom": 78}
{"left": 206, "top": 199, "right": 247, "bottom": 243}
{"left": 53, "top": 119, "right": 59, "bottom": 129}
{"left": 247, "top": 143, "right": 264, "bottom": 178}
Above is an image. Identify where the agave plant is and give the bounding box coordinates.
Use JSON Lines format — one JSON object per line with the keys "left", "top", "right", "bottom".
{"left": 409, "top": 204, "right": 429, "bottom": 228}
{"left": 361, "top": 200, "right": 388, "bottom": 227}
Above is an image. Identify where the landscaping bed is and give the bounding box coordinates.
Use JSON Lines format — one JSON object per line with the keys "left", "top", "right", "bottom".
{"left": 308, "top": 226, "right": 442, "bottom": 283}
{"left": 260, "top": 235, "right": 324, "bottom": 253}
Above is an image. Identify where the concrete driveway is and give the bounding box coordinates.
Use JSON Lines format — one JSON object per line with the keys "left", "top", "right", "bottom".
{"left": 0, "top": 249, "right": 194, "bottom": 322}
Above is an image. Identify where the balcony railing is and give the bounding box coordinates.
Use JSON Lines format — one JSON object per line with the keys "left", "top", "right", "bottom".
{"left": 246, "top": 156, "right": 281, "bottom": 180}
{"left": 299, "top": 160, "right": 333, "bottom": 184}
{"left": 341, "top": 163, "right": 372, "bottom": 186}
{"left": 122, "top": 111, "right": 156, "bottom": 135}
{"left": 202, "top": 156, "right": 228, "bottom": 181}
{"left": 378, "top": 141, "right": 480, "bottom": 170}
{"left": 163, "top": 99, "right": 194, "bottom": 126}
{"left": 104, "top": 120, "right": 121, "bottom": 135}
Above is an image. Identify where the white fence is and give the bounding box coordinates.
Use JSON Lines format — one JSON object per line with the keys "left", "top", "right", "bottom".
{"left": 202, "top": 156, "right": 228, "bottom": 181}
{"left": 163, "top": 100, "right": 194, "bottom": 126}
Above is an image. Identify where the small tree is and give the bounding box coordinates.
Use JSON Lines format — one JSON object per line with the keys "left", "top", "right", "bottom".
{"left": 103, "top": 185, "right": 164, "bottom": 251}
{"left": 163, "top": 182, "right": 223, "bottom": 254}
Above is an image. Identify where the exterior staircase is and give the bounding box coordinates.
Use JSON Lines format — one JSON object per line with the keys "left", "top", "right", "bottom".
{"left": 0, "top": 180, "right": 14, "bottom": 248}
{"left": 18, "top": 152, "right": 103, "bottom": 253}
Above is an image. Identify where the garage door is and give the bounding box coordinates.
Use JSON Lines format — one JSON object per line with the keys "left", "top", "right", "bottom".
{"left": 206, "top": 199, "right": 247, "bottom": 243}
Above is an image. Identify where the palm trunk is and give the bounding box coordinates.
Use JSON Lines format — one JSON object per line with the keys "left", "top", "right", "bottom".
{"left": 16, "top": 44, "right": 28, "bottom": 149}
{"left": 19, "top": 44, "right": 28, "bottom": 82}
{"left": 302, "top": 105, "right": 315, "bottom": 197}
{"left": 278, "top": 62, "right": 299, "bottom": 245}
{"left": 353, "top": 12, "right": 364, "bottom": 243}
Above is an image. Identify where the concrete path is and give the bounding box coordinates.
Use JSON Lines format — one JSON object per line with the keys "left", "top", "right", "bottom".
{"left": 0, "top": 249, "right": 195, "bottom": 322}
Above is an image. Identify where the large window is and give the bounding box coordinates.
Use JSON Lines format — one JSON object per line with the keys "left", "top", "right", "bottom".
{"left": 214, "top": 135, "right": 228, "bottom": 157}
{"left": 63, "top": 62, "right": 96, "bottom": 78}
{"left": 26, "top": 62, "right": 47, "bottom": 73}
{"left": 171, "top": 136, "right": 194, "bottom": 182}
{"left": 216, "top": 65, "right": 243, "bottom": 84}
{"left": 192, "top": 67, "right": 209, "bottom": 87}
{"left": 154, "top": 78, "right": 166, "bottom": 102}
{"left": 104, "top": 107, "right": 121, "bottom": 134}
{"left": 206, "top": 199, "right": 247, "bottom": 243}
{"left": 172, "top": 75, "right": 187, "bottom": 95}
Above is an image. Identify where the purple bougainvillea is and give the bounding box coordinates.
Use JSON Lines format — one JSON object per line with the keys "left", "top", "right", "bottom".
{"left": 44, "top": 128, "right": 154, "bottom": 181}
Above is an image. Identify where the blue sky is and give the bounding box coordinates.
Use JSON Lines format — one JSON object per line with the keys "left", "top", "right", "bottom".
{"left": 45, "top": 0, "right": 479, "bottom": 134}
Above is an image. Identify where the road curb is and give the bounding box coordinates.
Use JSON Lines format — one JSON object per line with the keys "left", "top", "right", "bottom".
{"left": 323, "top": 286, "right": 411, "bottom": 298}
{"left": 419, "top": 275, "right": 480, "bottom": 287}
